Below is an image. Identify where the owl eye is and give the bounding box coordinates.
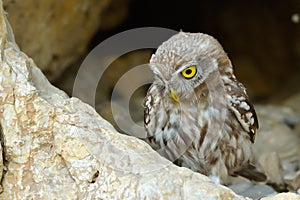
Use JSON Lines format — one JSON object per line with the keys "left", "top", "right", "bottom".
{"left": 181, "top": 65, "right": 197, "bottom": 79}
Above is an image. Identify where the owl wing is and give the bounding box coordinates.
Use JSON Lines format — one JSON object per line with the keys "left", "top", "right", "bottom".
{"left": 143, "top": 92, "right": 152, "bottom": 128}
{"left": 226, "top": 83, "right": 258, "bottom": 143}
{"left": 143, "top": 86, "right": 161, "bottom": 149}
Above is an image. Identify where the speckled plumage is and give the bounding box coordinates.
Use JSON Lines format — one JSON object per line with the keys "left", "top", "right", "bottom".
{"left": 144, "top": 32, "right": 264, "bottom": 184}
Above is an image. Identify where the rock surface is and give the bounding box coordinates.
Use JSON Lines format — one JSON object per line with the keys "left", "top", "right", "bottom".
{"left": 254, "top": 104, "right": 300, "bottom": 166}
{"left": 3, "top": 0, "right": 128, "bottom": 80}
{"left": 261, "top": 193, "right": 300, "bottom": 200}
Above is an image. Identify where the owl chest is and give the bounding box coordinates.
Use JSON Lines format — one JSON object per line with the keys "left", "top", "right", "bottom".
{"left": 151, "top": 102, "right": 250, "bottom": 173}
{"left": 152, "top": 102, "right": 209, "bottom": 149}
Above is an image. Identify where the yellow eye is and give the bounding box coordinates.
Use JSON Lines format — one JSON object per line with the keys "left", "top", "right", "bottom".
{"left": 181, "top": 65, "right": 197, "bottom": 79}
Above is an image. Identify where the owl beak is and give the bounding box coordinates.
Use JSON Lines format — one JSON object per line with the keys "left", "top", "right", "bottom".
{"left": 170, "top": 90, "right": 179, "bottom": 102}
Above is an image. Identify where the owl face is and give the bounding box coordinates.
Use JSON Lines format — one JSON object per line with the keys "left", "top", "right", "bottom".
{"left": 150, "top": 59, "right": 218, "bottom": 102}
{"left": 149, "top": 32, "right": 222, "bottom": 102}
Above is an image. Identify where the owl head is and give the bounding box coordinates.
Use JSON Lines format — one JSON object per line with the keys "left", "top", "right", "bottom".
{"left": 149, "top": 32, "right": 231, "bottom": 102}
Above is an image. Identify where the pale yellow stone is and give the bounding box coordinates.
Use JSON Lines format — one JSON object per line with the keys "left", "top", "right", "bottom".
{"left": 3, "top": 0, "right": 128, "bottom": 80}
{"left": 261, "top": 193, "right": 300, "bottom": 200}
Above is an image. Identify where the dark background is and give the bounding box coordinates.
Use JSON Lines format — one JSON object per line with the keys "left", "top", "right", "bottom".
{"left": 90, "top": 0, "right": 300, "bottom": 103}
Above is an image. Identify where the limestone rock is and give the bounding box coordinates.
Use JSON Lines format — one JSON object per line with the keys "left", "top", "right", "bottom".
{"left": 254, "top": 103, "right": 300, "bottom": 194}
{"left": 258, "top": 152, "right": 286, "bottom": 191}
{"left": 0, "top": 139, "right": 3, "bottom": 193}
{"left": 254, "top": 105, "right": 300, "bottom": 163}
{"left": 261, "top": 192, "right": 300, "bottom": 200}
{"left": 3, "top": 0, "right": 129, "bottom": 80}
{"left": 99, "top": 0, "right": 130, "bottom": 31}
{"left": 229, "top": 181, "right": 277, "bottom": 200}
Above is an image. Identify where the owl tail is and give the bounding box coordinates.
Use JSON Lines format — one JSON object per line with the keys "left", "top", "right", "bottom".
{"left": 233, "top": 163, "right": 289, "bottom": 192}
{"left": 233, "top": 163, "right": 267, "bottom": 182}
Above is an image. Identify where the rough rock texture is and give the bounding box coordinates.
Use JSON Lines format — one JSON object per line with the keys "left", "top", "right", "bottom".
{"left": 250, "top": 99, "right": 300, "bottom": 195}
{"left": 0, "top": 2, "right": 249, "bottom": 199}
{"left": 261, "top": 193, "right": 300, "bottom": 200}
{"left": 2, "top": 0, "right": 128, "bottom": 80}
{"left": 0, "top": 139, "right": 3, "bottom": 193}
{"left": 254, "top": 105, "right": 300, "bottom": 164}
{"left": 258, "top": 152, "right": 286, "bottom": 192}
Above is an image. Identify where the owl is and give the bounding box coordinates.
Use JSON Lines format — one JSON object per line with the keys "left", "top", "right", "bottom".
{"left": 143, "top": 32, "right": 266, "bottom": 184}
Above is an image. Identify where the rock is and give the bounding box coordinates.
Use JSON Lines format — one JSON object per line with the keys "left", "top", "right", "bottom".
{"left": 99, "top": 0, "right": 130, "bottom": 31}
{"left": 285, "top": 170, "right": 300, "bottom": 192}
{"left": 0, "top": 2, "right": 249, "bottom": 199}
{"left": 258, "top": 152, "right": 286, "bottom": 191}
{"left": 254, "top": 103, "right": 300, "bottom": 193}
{"left": 254, "top": 105, "right": 300, "bottom": 163}
{"left": 261, "top": 192, "right": 300, "bottom": 200}
{"left": 0, "top": 138, "right": 3, "bottom": 193}
{"left": 229, "top": 181, "right": 277, "bottom": 200}
{"left": 283, "top": 93, "right": 300, "bottom": 115}
{"left": 240, "top": 184, "right": 277, "bottom": 200}
{"left": 283, "top": 94, "right": 300, "bottom": 137}
{"left": 3, "top": 0, "right": 129, "bottom": 80}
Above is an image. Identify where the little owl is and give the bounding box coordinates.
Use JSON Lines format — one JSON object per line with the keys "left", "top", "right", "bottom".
{"left": 143, "top": 32, "right": 266, "bottom": 184}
